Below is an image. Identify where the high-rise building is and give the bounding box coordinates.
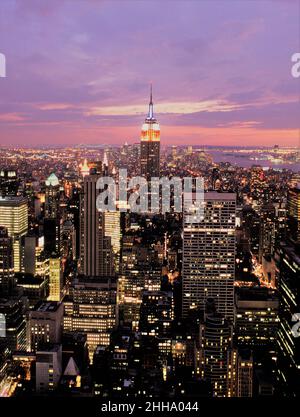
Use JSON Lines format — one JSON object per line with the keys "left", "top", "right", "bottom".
{"left": 275, "top": 240, "right": 300, "bottom": 396}
{"left": 0, "top": 297, "right": 27, "bottom": 353}
{"left": 139, "top": 290, "right": 174, "bottom": 338}
{"left": 80, "top": 172, "right": 113, "bottom": 277}
{"left": 22, "top": 235, "right": 48, "bottom": 277}
{"left": 258, "top": 204, "right": 276, "bottom": 263}
{"left": 44, "top": 217, "right": 61, "bottom": 256}
{"left": 45, "top": 173, "right": 60, "bottom": 219}
{"left": 197, "top": 307, "right": 235, "bottom": 397}
{"left": 0, "top": 226, "right": 14, "bottom": 295}
{"left": 140, "top": 85, "right": 160, "bottom": 181}
{"left": 236, "top": 351, "right": 253, "bottom": 397}
{"left": 182, "top": 192, "right": 236, "bottom": 320}
{"left": 235, "top": 287, "right": 279, "bottom": 349}
{"left": 27, "top": 301, "right": 64, "bottom": 351}
{"left": 63, "top": 275, "right": 118, "bottom": 362}
{"left": 0, "top": 169, "right": 19, "bottom": 197}
{"left": 287, "top": 185, "right": 300, "bottom": 244}
{"left": 36, "top": 344, "right": 62, "bottom": 393}
{"left": 48, "top": 256, "right": 62, "bottom": 302}
{"left": 0, "top": 196, "right": 28, "bottom": 272}
{"left": 104, "top": 211, "right": 121, "bottom": 272}
{"left": 16, "top": 273, "right": 47, "bottom": 309}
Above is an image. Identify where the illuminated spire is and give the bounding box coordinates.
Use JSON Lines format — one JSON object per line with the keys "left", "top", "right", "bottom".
{"left": 148, "top": 83, "right": 154, "bottom": 120}
{"left": 80, "top": 159, "right": 90, "bottom": 178}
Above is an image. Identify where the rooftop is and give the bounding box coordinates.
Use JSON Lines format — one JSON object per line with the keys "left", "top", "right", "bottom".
{"left": 33, "top": 300, "right": 61, "bottom": 312}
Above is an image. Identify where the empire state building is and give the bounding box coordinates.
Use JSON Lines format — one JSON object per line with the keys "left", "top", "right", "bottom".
{"left": 140, "top": 86, "right": 160, "bottom": 180}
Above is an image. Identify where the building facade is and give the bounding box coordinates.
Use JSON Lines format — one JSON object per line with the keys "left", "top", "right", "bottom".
{"left": 182, "top": 192, "right": 236, "bottom": 320}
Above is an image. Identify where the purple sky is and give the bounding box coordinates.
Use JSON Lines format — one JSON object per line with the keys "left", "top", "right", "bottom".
{"left": 0, "top": 0, "right": 299, "bottom": 147}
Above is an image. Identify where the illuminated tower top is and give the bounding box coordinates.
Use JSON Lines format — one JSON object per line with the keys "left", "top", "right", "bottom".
{"left": 141, "top": 84, "right": 160, "bottom": 142}
{"left": 80, "top": 159, "right": 90, "bottom": 178}
{"left": 147, "top": 83, "right": 154, "bottom": 120}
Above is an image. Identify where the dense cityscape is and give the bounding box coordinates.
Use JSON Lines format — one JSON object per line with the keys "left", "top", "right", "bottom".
{"left": 0, "top": 1, "right": 300, "bottom": 411}
{"left": 0, "top": 92, "right": 299, "bottom": 401}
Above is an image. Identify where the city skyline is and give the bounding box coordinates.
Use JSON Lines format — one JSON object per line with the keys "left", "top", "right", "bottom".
{"left": 0, "top": 0, "right": 299, "bottom": 147}
{"left": 1, "top": 0, "right": 300, "bottom": 407}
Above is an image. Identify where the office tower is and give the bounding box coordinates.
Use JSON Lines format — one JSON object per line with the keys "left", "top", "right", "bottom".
{"left": 48, "top": 256, "right": 62, "bottom": 302}
{"left": 104, "top": 211, "right": 121, "bottom": 272}
{"left": 43, "top": 174, "right": 61, "bottom": 259}
{"left": 36, "top": 344, "right": 62, "bottom": 393}
{"left": 197, "top": 301, "right": 235, "bottom": 397}
{"left": 45, "top": 173, "right": 60, "bottom": 219}
{"left": 63, "top": 275, "right": 118, "bottom": 361}
{"left": 43, "top": 217, "right": 60, "bottom": 256}
{"left": 0, "top": 226, "right": 14, "bottom": 295}
{"left": 139, "top": 289, "right": 174, "bottom": 367}
{"left": 287, "top": 185, "right": 300, "bottom": 244}
{"left": 275, "top": 240, "right": 300, "bottom": 396}
{"left": 140, "top": 85, "right": 160, "bottom": 180}
{"left": 182, "top": 192, "right": 236, "bottom": 320}
{"left": 118, "top": 274, "right": 143, "bottom": 330}
{"left": 236, "top": 352, "right": 253, "bottom": 397}
{"left": 22, "top": 235, "right": 48, "bottom": 277}
{"left": 68, "top": 187, "right": 81, "bottom": 260}
{"left": 242, "top": 207, "right": 260, "bottom": 256}
{"left": 0, "top": 297, "right": 27, "bottom": 352}
{"left": 0, "top": 169, "right": 19, "bottom": 197}
{"left": 62, "top": 219, "right": 76, "bottom": 261}
{"left": 139, "top": 290, "right": 174, "bottom": 338}
{"left": 235, "top": 287, "right": 279, "bottom": 349}
{"left": 27, "top": 301, "right": 63, "bottom": 351}
{"left": 80, "top": 172, "right": 114, "bottom": 277}
{"left": 0, "top": 196, "right": 28, "bottom": 272}
{"left": 100, "top": 327, "right": 134, "bottom": 394}
{"left": 16, "top": 274, "right": 47, "bottom": 309}
{"left": 259, "top": 204, "right": 276, "bottom": 263}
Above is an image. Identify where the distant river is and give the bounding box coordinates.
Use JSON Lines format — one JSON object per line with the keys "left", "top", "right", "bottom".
{"left": 208, "top": 150, "right": 300, "bottom": 172}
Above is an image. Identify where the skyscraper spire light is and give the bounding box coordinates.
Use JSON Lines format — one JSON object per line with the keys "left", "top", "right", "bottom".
{"left": 148, "top": 83, "right": 154, "bottom": 120}
{"left": 140, "top": 85, "right": 160, "bottom": 181}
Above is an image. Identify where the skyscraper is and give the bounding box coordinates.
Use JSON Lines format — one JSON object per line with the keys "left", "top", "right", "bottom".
{"left": 182, "top": 192, "right": 236, "bottom": 320}
{"left": 45, "top": 173, "right": 60, "bottom": 219}
{"left": 140, "top": 85, "right": 160, "bottom": 181}
{"left": 275, "top": 240, "right": 300, "bottom": 396}
{"left": 63, "top": 275, "right": 118, "bottom": 361}
{"left": 80, "top": 171, "right": 113, "bottom": 277}
{"left": 48, "top": 256, "right": 62, "bottom": 302}
{"left": 0, "top": 226, "right": 14, "bottom": 295}
{"left": 197, "top": 309, "right": 235, "bottom": 397}
{"left": 27, "top": 301, "right": 63, "bottom": 351}
{"left": 287, "top": 185, "right": 300, "bottom": 244}
{"left": 104, "top": 211, "right": 121, "bottom": 272}
{"left": 44, "top": 173, "right": 61, "bottom": 259}
{"left": 0, "top": 196, "right": 28, "bottom": 272}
